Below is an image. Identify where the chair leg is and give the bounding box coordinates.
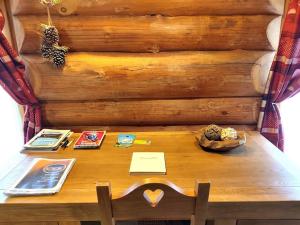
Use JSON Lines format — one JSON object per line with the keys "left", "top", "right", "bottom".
{"left": 190, "top": 215, "right": 195, "bottom": 225}
{"left": 59, "top": 223, "right": 82, "bottom": 225}
{"left": 190, "top": 215, "right": 206, "bottom": 225}
{"left": 214, "top": 220, "right": 237, "bottom": 225}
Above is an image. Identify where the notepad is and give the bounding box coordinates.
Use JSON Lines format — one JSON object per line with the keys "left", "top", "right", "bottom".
{"left": 129, "top": 152, "right": 166, "bottom": 175}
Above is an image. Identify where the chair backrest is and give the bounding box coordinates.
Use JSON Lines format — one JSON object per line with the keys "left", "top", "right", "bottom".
{"left": 96, "top": 178, "right": 210, "bottom": 225}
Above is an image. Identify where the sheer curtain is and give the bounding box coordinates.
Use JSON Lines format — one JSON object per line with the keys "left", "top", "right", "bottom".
{"left": 0, "top": 10, "right": 42, "bottom": 143}
{"left": 280, "top": 94, "right": 300, "bottom": 162}
{"left": 0, "top": 87, "right": 24, "bottom": 180}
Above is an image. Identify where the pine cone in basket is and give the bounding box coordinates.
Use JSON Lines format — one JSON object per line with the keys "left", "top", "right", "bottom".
{"left": 221, "top": 127, "right": 238, "bottom": 141}
{"left": 204, "top": 124, "right": 222, "bottom": 141}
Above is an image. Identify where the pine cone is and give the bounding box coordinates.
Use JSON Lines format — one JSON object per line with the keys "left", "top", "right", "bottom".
{"left": 204, "top": 124, "right": 222, "bottom": 141}
{"left": 52, "top": 52, "right": 65, "bottom": 67}
{"left": 40, "top": 44, "right": 53, "bottom": 59}
{"left": 53, "top": 44, "right": 68, "bottom": 56}
{"left": 52, "top": 45, "right": 68, "bottom": 67}
{"left": 41, "top": 24, "right": 59, "bottom": 45}
{"left": 221, "top": 128, "right": 238, "bottom": 141}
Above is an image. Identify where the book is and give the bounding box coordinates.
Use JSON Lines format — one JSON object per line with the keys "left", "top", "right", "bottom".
{"left": 4, "top": 158, "right": 76, "bottom": 196}
{"left": 74, "top": 131, "right": 106, "bottom": 149}
{"left": 23, "top": 129, "right": 71, "bottom": 152}
{"left": 129, "top": 152, "right": 166, "bottom": 175}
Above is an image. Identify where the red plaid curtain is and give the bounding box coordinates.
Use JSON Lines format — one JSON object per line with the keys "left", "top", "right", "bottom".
{"left": 0, "top": 10, "right": 41, "bottom": 142}
{"left": 258, "top": 0, "right": 300, "bottom": 151}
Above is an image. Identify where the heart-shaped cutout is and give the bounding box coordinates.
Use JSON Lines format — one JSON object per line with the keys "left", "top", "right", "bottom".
{"left": 143, "top": 189, "right": 164, "bottom": 207}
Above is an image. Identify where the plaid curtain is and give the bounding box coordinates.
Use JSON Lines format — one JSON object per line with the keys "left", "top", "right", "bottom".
{"left": 0, "top": 10, "right": 41, "bottom": 142}
{"left": 258, "top": 0, "right": 300, "bottom": 151}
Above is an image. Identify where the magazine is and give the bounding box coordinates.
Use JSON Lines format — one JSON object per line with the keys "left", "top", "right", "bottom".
{"left": 4, "top": 158, "right": 76, "bottom": 196}
{"left": 74, "top": 131, "right": 106, "bottom": 149}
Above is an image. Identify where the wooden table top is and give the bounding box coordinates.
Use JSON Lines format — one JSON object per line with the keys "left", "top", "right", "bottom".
{"left": 1, "top": 131, "right": 300, "bottom": 221}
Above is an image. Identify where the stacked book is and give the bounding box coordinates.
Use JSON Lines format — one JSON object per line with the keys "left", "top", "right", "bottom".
{"left": 23, "top": 129, "right": 71, "bottom": 152}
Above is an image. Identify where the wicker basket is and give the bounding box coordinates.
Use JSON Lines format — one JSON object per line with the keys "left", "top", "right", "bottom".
{"left": 196, "top": 128, "right": 246, "bottom": 151}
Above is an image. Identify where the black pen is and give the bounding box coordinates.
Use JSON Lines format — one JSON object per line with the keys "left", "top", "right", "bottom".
{"left": 61, "top": 139, "right": 69, "bottom": 148}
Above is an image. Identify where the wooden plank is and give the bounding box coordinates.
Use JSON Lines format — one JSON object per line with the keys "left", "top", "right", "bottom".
{"left": 24, "top": 51, "right": 274, "bottom": 101}
{"left": 2, "top": 201, "right": 300, "bottom": 222}
{"left": 14, "top": 15, "right": 280, "bottom": 53}
{"left": 10, "top": 0, "right": 285, "bottom": 16}
{"left": 238, "top": 220, "right": 300, "bottom": 225}
{"left": 0, "top": 223, "right": 58, "bottom": 225}
{"left": 52, "top": 125, "right": 257, "bottom": 133}
{"left": 41, "top": 98, "right": 261, "bottom": 126}
{"left": 2, "top": 202, "right": 300, "bottom": 222}
{"left": 208, "top": 202, "right": 300, "bottom": 220}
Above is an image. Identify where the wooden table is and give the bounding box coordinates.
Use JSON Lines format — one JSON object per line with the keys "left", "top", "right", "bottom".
{"left": 1, "top": 131, "right": 300, "bottom": 225}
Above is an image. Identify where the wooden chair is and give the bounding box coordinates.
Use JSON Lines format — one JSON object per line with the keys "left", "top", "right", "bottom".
{"left": 96, "top": 178, "right": 210, "bottom": 225}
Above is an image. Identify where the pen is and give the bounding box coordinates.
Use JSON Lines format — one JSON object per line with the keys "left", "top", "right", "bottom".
{"left": 67, "top": 139, "right": 74, "bottom": 147}
{"left": 61, "top": 140, "right": 69, "bottom": 148}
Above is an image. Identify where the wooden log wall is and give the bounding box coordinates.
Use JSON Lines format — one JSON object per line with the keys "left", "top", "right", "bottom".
{"left": 16, "top": 15, "right": 278, "bottom": 53}
{"left": 8, "top": 0, "right": 285, "bottom": 131}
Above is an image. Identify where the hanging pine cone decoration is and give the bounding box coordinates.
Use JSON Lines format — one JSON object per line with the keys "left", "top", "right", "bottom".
{"left": 41, "top": 24, "right": 59, "bottom": 45}
{"left": 40, "top": 44, "right": 53, "bottom": 59}
{"left": 40, "top": 0, "right": 68, "bottom": 68}
{"left": 52, "top": 45, "right": 68, "bottom": 67}
{"left": 204, "top": 124, "right": 222, "bottom": 141}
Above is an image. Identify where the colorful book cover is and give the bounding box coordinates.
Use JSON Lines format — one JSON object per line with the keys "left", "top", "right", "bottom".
{"left": 74, "top": 131, "right": 106, "bottom": 149}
